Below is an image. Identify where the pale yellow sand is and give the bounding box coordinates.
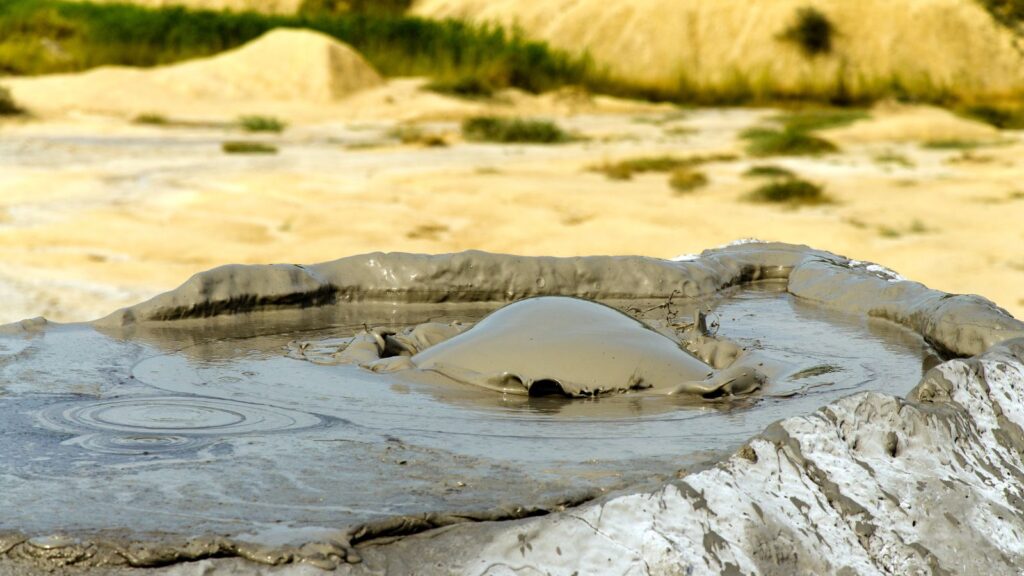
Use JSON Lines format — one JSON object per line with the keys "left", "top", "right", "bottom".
{"left": 1, "top": 100, "right": 1021, "bottom": 323}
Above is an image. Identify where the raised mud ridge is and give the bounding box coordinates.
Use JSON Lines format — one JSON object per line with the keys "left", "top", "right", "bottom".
{"left": 99, "top": 242, "right": 1023, "bottom": 358}
{"left": 4, "top": 242, "right": 1024, "bottom": 575}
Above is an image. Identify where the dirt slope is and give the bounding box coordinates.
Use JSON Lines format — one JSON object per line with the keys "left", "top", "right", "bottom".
{"left": 412, "top": 0, "right": 1024, "bottom": 101}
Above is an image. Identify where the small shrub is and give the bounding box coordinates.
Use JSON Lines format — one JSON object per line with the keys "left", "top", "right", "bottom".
{"left": 0, "top": 85, "right": 24, "bottom": 116}
{"left": 742, "top": 127, "right": 838, "bottom": 157}
{"left": 134, "top": 112, "right": 168, "bottom": 125}
{"left": 462, "top": 116, "right": 569, "bottom": 144}
{"left": 958, "top": 104, "right": 1024, "bottom": 129}
{"left": 388, "top": 125, "right": 447, "bottom": 147}
{"left": 592, "top": 153, "right": 737, "bottom": 179}
{"left": 668, "top": 168, "right": 709, "bottom": 194}
{"left": 239, "top": 115, "right": 287, "bottom": 133}
{"left": 773, "top": 108, "right": 869, "bottom": 132}
{"left": 780, "top": 7, "right": 836, "bottom": 57}
{"left": 874, "top": 151, "right": 915, "bottom": 167}
{"left": 743, "top": 165, "right": 796, "bottom": 179}
{"left": 745, "top": 177, "right": 830, "bottom": 206}
{"left": 878, "top": 226, "right": 902, "bottom": 239}
{"left": 922, "top": 139, "right": 987, "bottom": 150}
{"left": 222, "top": 141, "right": 278, "bottom": 154}
{"left": 425, "top": 76, "right": 496, "bottom": 99}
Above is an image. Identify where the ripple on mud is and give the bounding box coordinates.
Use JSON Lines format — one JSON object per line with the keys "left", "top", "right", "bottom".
{"left": 37, "top": 396, "right": 326, "bottom": 452}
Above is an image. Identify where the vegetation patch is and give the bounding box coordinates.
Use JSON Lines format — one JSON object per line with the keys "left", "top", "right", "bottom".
{"left": 922, "top": 139, "right": 990, "bottom": 150}
{"left": 424, "top": 76, "right": 496, "bottom": 99}
{"left": 977, "top": 0, "right": 1024, "bottom": 30}
{"left": 299, "top": 0, "right": 412, "bottom": 16}
{"left": 462, "top": 116, "right": 570, "bottom": 144}
{"left": 0, "top": 85, "right": 25, "bottom": 116}
{"left": 133, "top": 112, "right": 168, "bottom": 125}
{"left": 743, "top": 165, "right": 796, "bottom": 179}
{"left": 957, "top": 103, "right": 1024, "bottom": 129}
{"left": 222, "top": 141, "right": 278, "bottom": 154}
{"left": 741, "top": 127, "right": 838, "bottom": 157}
{"left": 238, "top": 115, "right": 287, "bottom": 133}
{"left": 388, "top": 124, "right": 447, "bottom": 146}
{"left": 668, "top": 168, "right": 709, "bottom": 194}
{"left": 591, "top": 153, "right": 736, "bottom": 180}
{"left": 745, "top": 177, "right": 831, "bottom": 206}
{"left": 779, "top": 7, "right": 836, "bottom": 57}
{"left": 874, "top": 151, "right": 915, "bottom": 168}
{"left": 772, "top": 108, "right": 869, "bottom": 132}
{"left": 0, "top": 0, "right": 588, "bottom": 96}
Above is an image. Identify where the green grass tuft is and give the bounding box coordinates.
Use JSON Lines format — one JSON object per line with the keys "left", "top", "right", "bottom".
{"left": 745, "top": 177, "right": 831, "bottom": 206}
{"left": 957, "top": 103, "right": 1024, "bottom": 129}
{"left": 921, "top": 139, "right": 988, "bottom": 150}
{"left": 874, "top": 151, "right": 915, "bottom": 167}
{"left": 222, "top": 141, "right": 278, "bottom": 154}
{"left": 133, "top": 112, "right": 168, "bottom": 125}
{"left": 772, "top": 108, "right": 869, "bottom": 132}
{"left": 238, "top": 115, "right": 287, "bottom": 133}
{"left": 424, "top": 75, "right": 496, "bottom": 99}
{"left": 743, "top": 165, "right": 796, "bottom": 179}
{"left": 668, "top": 168, "right": 709, "bottom": 194}
{"left": 591, "top": 153, "right": 737, "bottom": 180}
{"left": 741, "top": 127, "right": 838, "bottom": 157}
{"left": 462, "top": 116, "right": 570, "bottom": 144}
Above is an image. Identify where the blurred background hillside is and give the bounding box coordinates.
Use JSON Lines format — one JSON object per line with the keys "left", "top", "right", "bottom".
{"left": 0, "top": 0, "right": 1022, "bottom": 322}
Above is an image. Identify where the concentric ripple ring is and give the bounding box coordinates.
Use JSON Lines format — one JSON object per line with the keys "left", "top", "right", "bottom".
{"left": 37, "top": 396, "right": 325, "bottom": 436}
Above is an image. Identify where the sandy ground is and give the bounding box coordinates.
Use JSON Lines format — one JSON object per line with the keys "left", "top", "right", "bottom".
{"left": 1, "top": 93, "right": 1022, "bottom": 324}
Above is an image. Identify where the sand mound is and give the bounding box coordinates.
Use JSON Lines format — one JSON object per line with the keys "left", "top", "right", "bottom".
{"left": 823, "top": 103, "right": 1001, "bottom": 144}
{"left": 412, "top": 0, "right": 1024, "bottom": 101}
{"left": 6, "top": 28, "right": 382, "bottom": 117}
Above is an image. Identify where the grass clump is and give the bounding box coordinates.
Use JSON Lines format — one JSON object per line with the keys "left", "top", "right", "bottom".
{"left": 977, "top": 0, "right": 1024, "bottom": 29}
{"left": 957, "top": 103, "right": 1024, "bottom": 129}
{"left": 874, "top": 151, "right": 915, "bottom": 167}
{"left": 222, "top": 141, "right": 278, "bottom": 154}
{"left": 425, "top": 76, "right": 496, "bottom": 99}
{"left": 779, "top": 7, "right": 835, "bottom": 57}
{"left": 745, "top": 177, "right": 830, "bottom": 206}
{"left": 922, "top": 139, "right": 988, "bottom": 150}
{"left": 743, "top": 165, "right": 796, "bottom": 179}
{"left": 238, "top": 115, "right": 286, "bottom": 133}
{"left": 592, "top": 153, "right": 736, "bottom": 180}
{"left": 668, "top": 168, "right": 709, "bottom": 194}
{"left": 773, "top": 108, "right": 869, "bottom": 132}
{"left": 133, "top": 112, "right": 168, "bottom": 125}
{"left": 0, "top": 85, "right": 24, "bottom": 116}
{"left": 388, "top": 124, "right": 447, "bottom": 147}
{"left": 741, "top": 127, "right": 838, "bottom": 157}
{"left": 462, "top": 116, "right": 569, "bottom": 144}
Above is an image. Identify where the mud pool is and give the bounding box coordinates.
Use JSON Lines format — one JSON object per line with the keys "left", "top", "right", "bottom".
{"left": 0, "top": 281, "right": 937, "bottom": 563}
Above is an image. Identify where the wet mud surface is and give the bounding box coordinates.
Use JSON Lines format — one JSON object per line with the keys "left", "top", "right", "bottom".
{"left": 1, "top": 288, "right": 934, "bottom": 567}
{"left": 2, "top": 242, "right": 1022, "bottom": 573}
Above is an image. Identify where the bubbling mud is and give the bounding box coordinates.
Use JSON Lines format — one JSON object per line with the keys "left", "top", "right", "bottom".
{"left": 299, "top": 296, "right": 764, "bottom": 398}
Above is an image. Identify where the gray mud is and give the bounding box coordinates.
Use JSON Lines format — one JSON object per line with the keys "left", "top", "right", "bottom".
{"left": 2, "top": 242, "right": 1023, "bottom": 574}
